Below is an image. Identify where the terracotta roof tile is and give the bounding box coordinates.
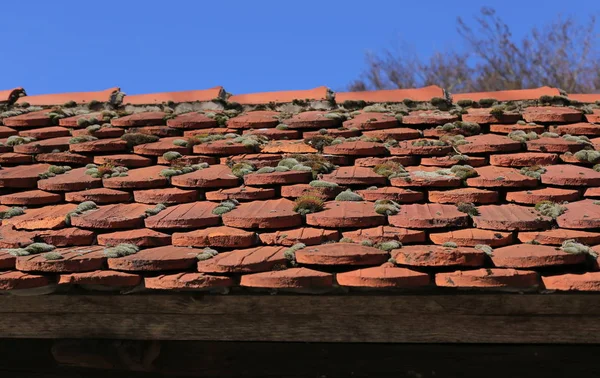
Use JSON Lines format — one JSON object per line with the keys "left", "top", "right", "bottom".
{"left": 435, "top": 268, "right": 539, "bottom": 290}
{"left": 123, "top": 86, "right": 225, "bottom": 105}
{"left": 336, "top": 85, "right": 444, "bottom": 104}
{"left": 452, "top": 86, "right": 560, "bottom": 102}
{"left": 1, "top": 86, "right": 600, "bottom": 295}
{"left": 392, "top": 245, "right": 486, "bottom": 267}
{"left": 229, "top": 86, "right": 330, "bottom": 105}
{"left": 240, "top": 267, "right": 333, "bottom": 290}
{"left": 0, "top": 270, "right": 53, "bottom": 291}
{"left": 15, "top": 87, "right": 120, "bottom": 106}
{"left": 542, "top": 272, "right": 600, "bottom": 292}
{"left": 15, "top": 245, "right": 106, "bottom": 273}
{"left": 337, "top": 264, "right": 430, "bottom": 288}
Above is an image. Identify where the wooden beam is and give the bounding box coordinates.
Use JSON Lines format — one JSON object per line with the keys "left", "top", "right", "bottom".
{"left": 1, "top": 294, "right": 600, "bottom": 343}
{"left": 2, "top": 340, "right": 600, "bottom": 377}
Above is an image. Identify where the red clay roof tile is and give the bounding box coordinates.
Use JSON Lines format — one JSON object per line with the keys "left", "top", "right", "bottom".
{"left": 229, "top": 86, "right": 330, "bottom": 105}
{"left": 107, "top": 245, "right": 198, "bottom": 272}
{"left": 452, "top": 86, "right": 560, "bottom": 102}
{"left": 435, "top": 268, "right": 539, "bottom": 290}
{"left": 392, "top": 245, "right": 486, "bottom": 268}
{"left": 240, "top": 267, "right": 333, "bottom": 290}
{"left": 491, "top": 244, "right": 586, "bottom": 268}
{"left": 16, "top": 87, "right": 120, "bottom": 106}
{"left": 123, "top": 86, "right": 225, "bottom": 105}
{"left": 336, "top": 85, "right": 444, "bottom": 104}
{"left": 337, "top": 264, "right": 430, "bottom": 288}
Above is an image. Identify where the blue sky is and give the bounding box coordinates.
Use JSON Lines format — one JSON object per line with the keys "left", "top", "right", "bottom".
{"left": 1, "top": 0, "right": 597, "bottom": 95}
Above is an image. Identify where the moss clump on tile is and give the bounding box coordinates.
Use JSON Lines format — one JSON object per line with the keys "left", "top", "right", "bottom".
{"left": 574, "top": 149, "right": 600, "bottom": 163}
{"left": 360, "top": 239, "right": 374, "bottom": 247}
{"left": 451, "top": 165, "right": 477, "bottom": 180}
{"left": 373, "top": 162, "right": 408, "bottom": 179}
{"left": 291, "top": 164, "right": 312, "bottom": 172}
{"left": 374, "top": 199, "right": 401, "bottom": 215}
{"left": 561, "top": 239, "right": 597, "bottom": 257}
{"left": 145, "top": 203, "right": 167, "bottom": 216}
{"left": 69, "top": 135, "right": 98, "bottom": 144}
{"left": 540, "top": 132, "right": 560, "bottom": 138}
{"left": 451, "top": 154, "right": 470, "bottom": 162}
{"left": 6, "top": 248, "right": 30, "bottom": 257}
{"left": 255, "top": 166, "right": 276, "bottom": 174}
{"left": 377, "top": 240, "right": 402, "bottom": 252}
{"left": 508, "top": 130, "right": 539, "bottom": 143}
{"left": 25, "top": 243, "right": 56, "bottom": 254}
{"left": 457, "top": 99, "right": 474, "bottom": 107}
{"left": 172, "top": 139, "right": 189, "bottom": 147}
{"left": 438, "top": 121, "right": 481, "bottom": 136}
{"left": 38, "top": 165, "right": 72, "bottom": 179}
{"left": 42, "top": 252, "right": 64, "bottom": 260}
{"left": 594, "top": 164, "right": 600, "bottom": 172}
{"left": 478, "top": 98, "right": 497, "bottom": 107}
{"left": 289, "top": 154, "right": 335, "bottom": 178}
{"left": 303, "top": 135, "right": 334, "bottom": 152}
{"left": 534, "top": 201, "right": 566, "bottom": 219}
{"left": 283, "top": 243, "right": 306, "bottom": 265}
{"left": 0, "top": 206, "right": 25, "bottom": 219}
{"left": 6, "top": 135, "right": 36, "bottom": 146}
{"left": 520, "top": 165, "right": 546, "bottom": 180}
{"left": 277, "top": 158, "right": 300, "bottom": 169}
{"left": 293, "top": 195, "right": 325, "bottom": 215}
{"left": 162, "top": 151, "right": 183, "bottom": 162}
{"left": 324, "top": 112, "right": 345, "bottom": 120}
{"left": 104, "top": 243, "right": 140, "bottom": 258}
{"left": 275, "top": 124, "right": 289, "bottom": 130}
{"left": 196, "top": 247, "right": 219, "bottom": 261}
{"left": 475, "top": 244, "right": 493, "bottom": 256}
{"left": 85, "top": 124, "right": 102, "bottom": 133}
{"left": 65, "top": 201, "right": 98, "bottom": 226}
{"left": 442, "top": 242, "right": 458, "bottom": 248}
{"left": 339, "top": 237, "right": 355, "bottom": 243}
{"left": 85, "top": 164, "right": 128, "bottom": 179}
{"left": 489, "top": 106, "right": 505, "bottom": 117}
{"left": 563, "top": 134, "right": 592, "bottom": 146}
{"left": 231, "top": 161, "right": 255, "bottom": 177}
{"left": 212, "top": 200, "right": 239, "bottom": 215}
{"left": 412, "top": 139, "right": 447, "bottom": 147}
{"left": 159, "top": 163, "right": 206, "bottom": 179}
{"left": 121, "top": 133, "right": 160, "bottom": 148}
{"left": 456, "top": 202, "right": 480, "bottom": 216}
{"left": 335, "top": 189, "right": 364, "bottom": 202}
{"left": 309, "top": 180, "right": 338, "bottom": 188}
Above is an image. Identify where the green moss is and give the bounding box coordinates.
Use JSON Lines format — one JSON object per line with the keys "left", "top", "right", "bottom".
{"left": 278, "top": 158, "right": 300, "bottom": 169}
{"left": 77, "top": 201, "right": 97, "bottom": 212}
{"left": 275, "top": 124, "right": 289, "bottom": 130}
{"left": 478, "top": 98, "right": 497, "bottom": 107}
{"left": 309, "top": 180, "right": 338, "bottom": 188}
{"left": 69, "top": 135, "right": 98, "bottom": 144}
{"left": 173, "top": 139, "right": 189, "bottom": 147}
{"left": 489, "top": 106, "right": 505, "bottom": 117}
{"left": 373, "top": 162, "right": 407, "bottom": 178}
{"left": 377, "top": 240, "right": 402, "bottom": 251}
{"left": 274, "top": 166, "right": 290, "bottom": 172}
{"left": 25, "top": 243, "right": 55, "bottom": 254}
{"left": 256, "top": 166, "right": 276, "bottom": 174}
{"left": 121, "top": 133, "right": 159, "bottom": 148}
{"left": 291, "top": 164, "right": 312, "bottom": 172}
{"left": 42, "top": 252, "right": 63, "bottom": 260}
{"left": 535, "top": 201, "right": 566, "bottom": 219}
{"left": 86, "top": 124, "right": 102, "bottom": 133}
{"left": 412, "top": 139, "right": 447, "bottom": 147}
{"left": 360, "top": 239, "right": 374, "bottom": 247}
{"left": 196, "top": 247, "right": 219, "bottom": 261}
{"left": 374, "top": 199, "right": 401, "bottom": 215}
{"left": 212, "top": 200, "right": 238, "bottom": 215}
{"left": 335, "top": 189, "right": 364, "bottom": 202}
{"left": 289, "top": 154, "right": 335, "bottom": 179}
{"left": 145, "top": 203, "right": 167, "bottom": 216}
{"left": 0, "top": 206, "right": 25, "bottom": 219}
{"left": 7, "top": 248, "right": 30, "bottom": 256}
{"left": 442, "top": 242, "right": 458, "bottom": 248}
{"left": 561, "top": 239, "right": 596, "bottom": 257}
{"left": 104, "top": 243, "right": 140, "bottom": 258}
{"left": 6, "top": 135, "right": 36, "bottom": 146}
{"left": 63, "top": 100, "right": 77, "bottom": 108}
{"left": 162, "top": 151, "right": 183, "bottom": 161}
{"left": 475, "top": 244, "right": 493, "bottom": 255}
{"left": 283, "top": 243, "right": 306, "bottom": 263}
{"left": 339, "top": 237, "right": 355, "bottom": 243}
{"left": 520, "top": 165, "right": 547, "bottom": 179}
{"left": 231, "top": 162, "right": 255, "bottom": 177}
{"left": 450, "top": 165, "right": 477, "bottom": 180}
{"left": 293, "top": 195, "right": 325, "bottom": 215}
{"left": 456, "top": 202, "right": 479, "bottom": 216}
{"left": 574, "top": 149, "right": 600, "bottom": 163}
{"left": 456, "top": 99, "right": 474, "bottom": 107}
{"left": 304, "top": 135, "right": 334, "bottom": 151}
{"left": 440, "top": 121, "right": 481, "bottom": 136}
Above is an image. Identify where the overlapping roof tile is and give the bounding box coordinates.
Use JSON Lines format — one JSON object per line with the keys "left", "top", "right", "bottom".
{"left": 0, "top": 84, "right": 599, "bottom": 295}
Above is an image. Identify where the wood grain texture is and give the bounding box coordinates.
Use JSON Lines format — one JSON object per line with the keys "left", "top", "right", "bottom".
{"left": 1, "top": 294, "right": 600, "bottom": 342}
